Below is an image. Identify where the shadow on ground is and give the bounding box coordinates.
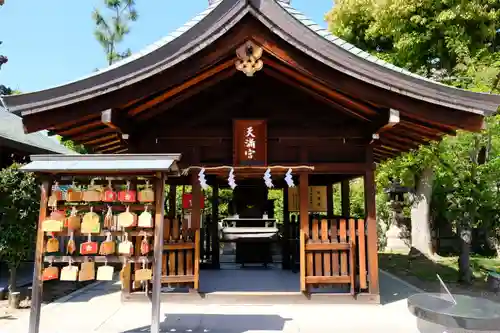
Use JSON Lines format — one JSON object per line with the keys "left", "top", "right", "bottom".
{"left": 122, "top": 313, "right": 291, "bottom": 333}
{"left": 51, "top": 281, "right": 121, "bottom": 303}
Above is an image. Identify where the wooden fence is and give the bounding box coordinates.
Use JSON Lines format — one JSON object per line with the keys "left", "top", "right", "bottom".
{"left": 161, "top": 218, "right": 200, "bottom": 289}
{"left": 300, "top": 218, "right": 367, "bottom": 294}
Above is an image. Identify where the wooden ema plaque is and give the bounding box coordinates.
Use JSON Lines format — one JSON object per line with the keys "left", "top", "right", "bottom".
{"left": 288, "top": 186, "right": 328, "bottom": 212}
{"left": 233, "top": 119, "right": 267, "bottom": 166}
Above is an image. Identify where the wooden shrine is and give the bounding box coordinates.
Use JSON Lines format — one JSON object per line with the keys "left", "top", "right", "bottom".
{"left": 3, "top": 0, "right": 500, "bottom": 332}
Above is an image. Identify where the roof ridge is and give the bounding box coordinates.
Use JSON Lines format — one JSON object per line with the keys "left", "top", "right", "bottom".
{"left": 274, "top": 0, "right": 464, "bottom": 91}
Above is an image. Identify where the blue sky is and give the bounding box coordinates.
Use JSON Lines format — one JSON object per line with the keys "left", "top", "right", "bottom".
{"left": 0, "top": 1, "right": 333, "bottom": 93}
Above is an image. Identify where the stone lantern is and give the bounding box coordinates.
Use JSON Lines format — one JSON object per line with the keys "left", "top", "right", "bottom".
{"left": 384, "top": 178, "right": 413, "bottom": 251}
{"left": 384, "top": 178, "right": 412, "bottom": 214}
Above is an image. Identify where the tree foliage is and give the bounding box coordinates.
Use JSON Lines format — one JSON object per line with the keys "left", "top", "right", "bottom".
{"left": 92, "top": 0, "right": 138, "bottom": 65}
{"left": 0, "top": 164, "right": 39, "bottom": 269}
{"left": 327, "top": 0, "right": 500, "bottom": 86}
{"left": 57, "top": 135, "right": 88, "bottom": 154}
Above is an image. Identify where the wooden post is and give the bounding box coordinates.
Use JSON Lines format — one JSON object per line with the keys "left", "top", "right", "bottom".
{"left": 168, "top": 185, "right": 177, "bottom": 218}
{"left": 211, "top": 180, "right": 220, "bottom": 269}
{"left": 364, "top": 147, "right": 379, "bottom": 296}
{"left": 299, "top": 173, "right": 309, "bottom": 292}
{"left": 341, "top": 180, "right": 350, "bottom": 217}
{"left": 326, "top": 183, "right": 334, "bottom": 217}
{"left": 28, "top": 179, "right": 50, "bottom": 333}
{"left": 151, "top": 173, "right": 166, "bottom": 333}
{"left": 191, "top": 172, "right": 201, "bottom": 289}
{"left": 282, "top": 186, "right": 290, "bottom": 269}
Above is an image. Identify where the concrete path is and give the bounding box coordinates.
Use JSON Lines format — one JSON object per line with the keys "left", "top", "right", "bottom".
{"left": 0, "top": 270, "right": 422, "bottom": 333}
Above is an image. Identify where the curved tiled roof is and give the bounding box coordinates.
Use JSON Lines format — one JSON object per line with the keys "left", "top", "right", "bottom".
{"left": 2, "top": 0, "right": 500, "bottom": 117}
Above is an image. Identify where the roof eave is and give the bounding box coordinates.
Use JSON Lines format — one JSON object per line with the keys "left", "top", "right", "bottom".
{"left": 2, "top": 0, "right": 246, "bottom": 116}
{"left": 3, "top": 0, "right": 499, "bottom": 117}
{"left": 252, "top": 0, "right": 500, "bottom": 115}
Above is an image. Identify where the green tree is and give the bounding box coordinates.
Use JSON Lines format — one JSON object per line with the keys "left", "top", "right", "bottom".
{"left": 92, "top": 0, "right": 138, "bottom": 65}
{"left": 0, "top": 164, "right": 39, "bottom": 302}
{"left": 327, "top": 0, "right": 500, "bottom": 283}
{"left": 57, "top": 135, "right": 88, "bottom": 154}
{"left": 327, "top": 0, "right": 500, "bottom": 84}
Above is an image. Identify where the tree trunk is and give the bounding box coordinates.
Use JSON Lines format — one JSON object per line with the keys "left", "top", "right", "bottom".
{"left": 8, "top": 264, "right": 17, "bottom": 294}
{"left": 410, "top": 167, "right": 434, "bottom": 258}
{"left": 458, "top": 225, "right": 473, "bottom": 284}
{"left": 487, "top": 234, "right": 500, "bottom": 259}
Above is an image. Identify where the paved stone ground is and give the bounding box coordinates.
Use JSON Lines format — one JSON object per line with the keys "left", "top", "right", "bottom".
{"left": 0, "top": 270, "right": 422, "bottom": 333}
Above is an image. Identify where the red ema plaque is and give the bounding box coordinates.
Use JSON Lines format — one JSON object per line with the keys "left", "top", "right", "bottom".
{"left": 233, "top": 119, "right": 267, "bottom": 166}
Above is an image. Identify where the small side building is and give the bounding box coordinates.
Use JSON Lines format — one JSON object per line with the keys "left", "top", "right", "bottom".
{"left": 0, "top": 106, "right": 74, "bottom": 166}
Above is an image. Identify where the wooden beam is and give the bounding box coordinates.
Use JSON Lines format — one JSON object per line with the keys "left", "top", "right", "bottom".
{"left": 264, "top": 57, "right": 380, "bottom": 118}
{"left": 375, "top": 109, "right": 400, "bottom": 134}
{"left": 95, "top": 144, "right": 125, "bottom": 154}
{"left": 56, "top": 120, "right": 103, "bottom": 137}
{"left": 377, "top": 138, "right": 415, "bottom": 152}
{"left": 381, "top": 132, "right": 423, "bottom": 147}
{"left": 145, "top": 87, "right": 252, "bottom": 128}
{"left": 149, "top": 127, "right": 368, "bottom": 140}
{"left": 136, "top": 67, "right": 238, "bottom": 121}
{"left": 264, "top": 68, "right": 372, "bottom": 122}
{"left": 81, "top": 134, "right": 118, "bottom": 146}
{"left": 128, "top": 60, "right": 236, "bottom": 117}
{"left": 29, "top": 179, "right": 50, "bottom": 333}
{"left": 48, "top": 114, "right": 100, "bottom": 131}
{"left": 94, "top": 138, "right": 122, "bottom": 150}
{"left": 69, "top": 127, "right": 116, "bottom": 142}
{"left": 101, "top": 109, "right": 131, "bottom": 134}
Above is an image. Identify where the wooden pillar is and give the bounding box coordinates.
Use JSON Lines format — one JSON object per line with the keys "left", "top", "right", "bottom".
{"left": 151, "top": 173, "right": 166, "bottom": 333}
{"left": 211, "top": 180, "right": 220, "bottom": 269}
{"left": 341, "top": 180, "right": 350, "bottom": 217}
{"left": 299, "top": 173, "right": 309, "bottom": 292}
{"left": 364, "top": 147, "right": 379, "bottom": 296}
{"left": 28, "top": 179, "right": 50, "bottom": 333}
{"left": 191, "top": 173, "right": 202, "bottom": 229}
{"left": 191, "top": 172, "right": 201, "bottom": 289}
{"left": 282, "top": 186, "right": 290, "bottom": 269}
{"left": 326, "top": 183, "right": 334, "bottom": 217}
{"left": 168, "top": 185, "right": 177, "bottom": 218}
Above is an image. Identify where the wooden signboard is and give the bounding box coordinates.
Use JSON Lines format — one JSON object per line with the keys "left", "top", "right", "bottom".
{"left": 288, "top": 186, "right": 328, "bottom": 212}
{"left": 233, "top": 119, "right": 267, "bottom": 166}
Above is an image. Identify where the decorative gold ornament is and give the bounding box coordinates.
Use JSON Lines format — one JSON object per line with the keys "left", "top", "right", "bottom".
{"left": 235, "top": 41, "right": 263, "bottom": 77}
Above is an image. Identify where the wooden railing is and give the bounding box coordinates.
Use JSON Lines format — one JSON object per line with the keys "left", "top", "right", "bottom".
{"left": 301, "top": 218, "right": 367, "bottom": 294}
{"left": 161, "top": 218, "right": 200, "bottom": 289}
